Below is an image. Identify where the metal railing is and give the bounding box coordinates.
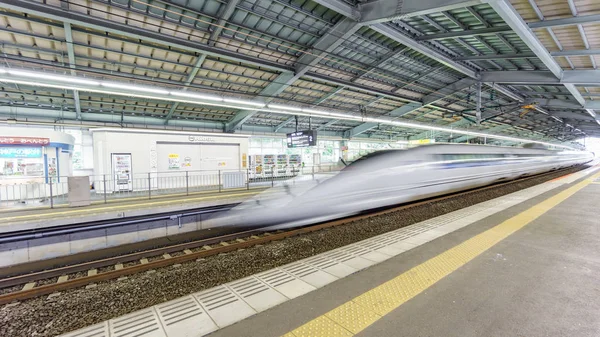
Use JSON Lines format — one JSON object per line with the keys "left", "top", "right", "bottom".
{"left": 0, "top": 164, "right": 342, "bottom": 210}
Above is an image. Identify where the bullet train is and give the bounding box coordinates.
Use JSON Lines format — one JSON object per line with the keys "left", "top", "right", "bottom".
{"left": 205, "top": 144, "right": 593, "bottom": 230}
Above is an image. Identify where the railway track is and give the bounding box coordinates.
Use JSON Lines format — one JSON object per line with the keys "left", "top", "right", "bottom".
{"left": 0, "top": 166, "right": 585, "bottom": 306}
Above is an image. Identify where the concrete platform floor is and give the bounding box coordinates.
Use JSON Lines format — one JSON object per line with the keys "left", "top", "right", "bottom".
{"left": 0, "top": 187, "right": 266, "bottom": 233}
{"left": 207, "top": 174, "right": 600, "bottom": 337}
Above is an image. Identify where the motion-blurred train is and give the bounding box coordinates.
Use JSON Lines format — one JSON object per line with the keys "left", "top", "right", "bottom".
{"left": 205, "top": 144, "right": 594, "bottom": 230}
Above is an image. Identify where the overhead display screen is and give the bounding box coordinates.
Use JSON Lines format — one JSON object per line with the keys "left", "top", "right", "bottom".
{"left": 286, "top": 130, "right": 317, "bottom": 148}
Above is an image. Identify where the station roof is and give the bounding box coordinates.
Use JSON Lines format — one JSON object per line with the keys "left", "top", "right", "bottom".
{"left": 0, "top": 0, "right": 598, "bottom": 146}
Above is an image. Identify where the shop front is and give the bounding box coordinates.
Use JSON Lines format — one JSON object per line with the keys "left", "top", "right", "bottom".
{"left": 0, "top": 127, "right": 75, "bottom": 202}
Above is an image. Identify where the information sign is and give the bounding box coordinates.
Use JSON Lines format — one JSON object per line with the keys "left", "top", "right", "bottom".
{"left": 0, "top": 147, "right": 42, "bottom": 158}
{"left": 0, "top": 137, "right": 50, "bottom": 146}
{"left": 286, "top": 130, "right": 317, "bottom": 148}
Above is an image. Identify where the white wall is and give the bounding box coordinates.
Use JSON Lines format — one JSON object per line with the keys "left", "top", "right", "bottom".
{"left": 92, "top": 128, "right": 249, "bottom": 178}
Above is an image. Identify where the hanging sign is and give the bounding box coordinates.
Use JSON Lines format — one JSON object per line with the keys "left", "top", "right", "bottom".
{"left": 286, "top": 130, "right": 317, "bottom": 148}
{"left": 408, "top": 139, "right": 435, "bottom": 145}
{"left": 0, "top": 137, "right": 50, "bottom": 146}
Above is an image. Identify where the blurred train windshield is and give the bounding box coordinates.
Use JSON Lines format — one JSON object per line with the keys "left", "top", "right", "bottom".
{"left": 342, "top": 150, "right": 400, "bottom": 171}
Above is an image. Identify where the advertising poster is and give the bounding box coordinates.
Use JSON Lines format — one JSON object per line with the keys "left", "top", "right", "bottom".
{"left": 168, "top": 153, "right": 180, "bottom": 169}
{"left": 182, "top": 156, "right": 192, "bottom": 168}
{"left": 112, "top": 153, "right": 132, "bottom": 191}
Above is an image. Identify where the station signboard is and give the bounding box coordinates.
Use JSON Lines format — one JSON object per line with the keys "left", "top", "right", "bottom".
{"left": 286, "top": 130, "right": 317, "bottom": 148}
{"left": 0, "top": 137, "right": 50, "bottom": 146}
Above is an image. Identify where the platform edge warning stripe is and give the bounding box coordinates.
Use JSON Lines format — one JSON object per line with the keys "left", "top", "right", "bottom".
{"left": 285, "top": 173, "right": 600, "bottom": 337}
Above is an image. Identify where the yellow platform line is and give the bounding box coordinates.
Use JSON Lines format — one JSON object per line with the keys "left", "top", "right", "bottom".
{"left": 284, "top": 173, "right": 600, "bottom": 337}
{"left": 0, "top": 190, "right": 262, "bottom": 222}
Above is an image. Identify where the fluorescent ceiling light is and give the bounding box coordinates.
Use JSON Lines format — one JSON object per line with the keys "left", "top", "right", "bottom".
{"left": 223, "top": 98, "right": 264, "bottom": 107}
{"left": 8, "top": 69, "right": 100, "bottom": 86}
{"left": 0, "top": 69, "right": 578, "bottom": 150}
{"left": 101, "top": 81, "right": 169, "bottom": 95}
{"left": 268, "top": 103, "right": 302, "bottom": 111}
{"left": 171, "top": 91, "right": 222, "bottom": 101}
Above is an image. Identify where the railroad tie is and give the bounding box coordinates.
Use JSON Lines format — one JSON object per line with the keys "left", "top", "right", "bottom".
{"left": 163, "top": 253, "right": 172, "bottom": 259}
{"left": 57, "top": 275, "right": 69, "bottom": 283}
{"left": 202, "top": 245, "right": 213, "bottom": 250}
{"left": 184, "top": 249, "right": 193, "bottom": 254}
{"left": 140, "top": 258, "right": 149, "bottom": 264}
{"left": 115, "top": 263, "right": 124, "bottom": 270}
{"left": 250, "top": 235, "right": 260, "bottom": 240}
{"left": 87, "top": 269, "right": 97, "bottom": 276}
{"left": 22, "top": 282, "right": 36, "bottom": 291}
{"left": 220, "top": 242, "right": 230, "bottom": 246}
{"left": 236, "top": 238, "right": 246, "bottom": 243}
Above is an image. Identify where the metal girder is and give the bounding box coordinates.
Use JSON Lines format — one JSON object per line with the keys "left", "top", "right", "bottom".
{"left": 208, "top": 0, "right": 241, "bottom": 46}
{"left": 311, "top": 0, "right": 361, "bottom": 20}
{"left": 63, "top": 22, "right": 81, "bottom": 120}
{"left": 484, "top": 0, "right": 596, "bottom": 130}
{"left": 416, "top": 26, "right": 512, "bottom": 41}
{"left": 274, "top": 116, "right": 296, "bottom": 132}
{"left": 422, "top": 78, "right": 476, "bottom": 105}
{"left": 370, "top": 23, "right": 478, "bottom": 79}
{"left": 452, "top": 124, "right": 512, "bottom": 142}
{"left": 0, "top": 0, "right": 292, "bottom": 73}
{"left": 410, "top": 118, "right": 473, "bottom": 139}
{"left": 295, "top": 18, "right": 363, "bottom": 75}
{"left": 317, "top": 119, "right": 338, "bottom": 130}
{"left": 540, "top": 111, "right": 596, "bottom": 121}
{"left": 359, "top": 0, "right": 481, "bottom": 25}
{"left": 455, "top": 53, "right": 537, "bottom": 61}
{"left": 485, "top": 0, "right": 563, "bottom": 78}
{"left": 456, "top": 49, "right": 600, "bottom": 61}
{"left": 480, "top": 70, "right": 600, "bottom": 86}
{"left": 276, "top": 87, "right": 345, "bottom": 132}
{"left": 343, "top": 102, "right": 425, "bottom": 138}
{"left": 226, "top": 18, "right": 362, "bottom": 132}
{"left": 224, "top": 71, "right": 295, "bottom": 132}
{"left": 164, "top": 54, "right": 207, "bottom": 124}
{"left": 528, "top": 13, "right": 600, "bottom": 30}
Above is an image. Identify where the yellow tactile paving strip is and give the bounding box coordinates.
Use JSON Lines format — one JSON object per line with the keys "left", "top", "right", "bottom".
{"left": 284, "top": 173, "right": 600, "bottom": 337}
{"left": 0, "top": 189, "right": 263, "bottom": 223}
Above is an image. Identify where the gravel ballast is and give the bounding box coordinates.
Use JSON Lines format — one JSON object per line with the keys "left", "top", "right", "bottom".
{"left": 0, "top": 168, "right": 584, "bottom": 337}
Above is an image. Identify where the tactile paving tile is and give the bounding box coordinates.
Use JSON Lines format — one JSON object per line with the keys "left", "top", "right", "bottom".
{"left": 155, "top": 296, "right": 217, "bottom": 337}
{"left": 281, "top": 262, "right": 339, "bottom": 288}
{"left": 290, "top": 316, "right": 352, "bottom": 337}
{"left": 256, "top": 268, "right": 316, "bottom": 299}
{"left": 228, "top": 276, "right": 287, "bottom": 312}
{"left": 108, "top": 308, "right": 164, "bottom": 337}
{"left": 193, "top": 286, "right": 255, "bottom": 328}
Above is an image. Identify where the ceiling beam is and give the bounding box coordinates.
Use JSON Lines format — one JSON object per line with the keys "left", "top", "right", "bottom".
{"left": 225, "top": 17, "right": 363, "bottom": 132}
{"left": 484, "top": 0, "right": 600, "bottom": 127}
{"left": 343, "top": 103, "right": 426, "bottom": 138}
{"left": 63, "top": 22, "right": 81, "bottom": 120}
{"left": 455, "top": 53, "right": 536, "bottom": 61}
{"left": 452, "top": 124, "right": 512, "bottom": 142}
{"left": 410, "top": 118, "right": 473, "bottom": 139}
{"left": 360, "top": 0, "right": 481, "bottom": 25}
{"left": 274, "top": 116, "right": 296, "bottom": 132}
{"left": 164, "top": 54, "right": 207, "bottom": 124}
{"left": 207, "top": 0, "right": 241, "bottom": 46}
{"left": 417, "top": 26, "right": 512, "bottom": 41}
{"left": 370, "top": 23, "right": 478, "bottom": 78}
{"left": 311, "top": 0, "right": 361, "bottom": 20}
{"left": 528, "top": 13, "right": 600, "bottom": 30}
{"left": 480, "top": 70, "right": 600, "bottom": 86}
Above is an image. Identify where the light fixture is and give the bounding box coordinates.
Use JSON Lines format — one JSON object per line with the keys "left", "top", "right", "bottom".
{"left": 0, "top": 69, "right": 579, "bottom": 150}
{"left": 268, "top": 103, "right": 302, "bottom": 111}
{"left": 101, "top": 81, "right": 169, "bottom": 95}
{"left": 8, "top": 69, "right": 100, "bottom": 86}
{"left": 223, "top": 98, "right": 265, "bottom": 107}
{"left": 171, "top": 91, "right": 222, "bottom": 101}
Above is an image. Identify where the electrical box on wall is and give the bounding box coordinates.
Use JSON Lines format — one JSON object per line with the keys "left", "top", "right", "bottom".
{"left": 68, "top": 176, "right": 91, "bottom": 207}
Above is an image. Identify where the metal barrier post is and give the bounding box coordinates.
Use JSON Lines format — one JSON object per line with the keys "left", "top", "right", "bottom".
{"left": 271, "top": 168, "right": 274, "bottom": 187}
{"left": 103, "top": 175, "right": 107, "bottom": 204}
{"left": 312, "top": 165, "right": 315, "bottom": 179}
{"left": 148, "top": 173, "right": 152, "bottom": 199}
{"left": 186, "top": 171, "right": 189, "bottom": 196}
{"left": 246, "top": 169, "right": 250, "bottom": 190}
{"left": 49, "top": 179, "right": 54, "bottom": 209}
{"left": 218, "top": 170, "right": 222, "bottom": 192}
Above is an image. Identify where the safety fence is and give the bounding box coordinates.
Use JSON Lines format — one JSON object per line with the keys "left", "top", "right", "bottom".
{"left": 0, "top": 164, "right": 342, "bottom": 210}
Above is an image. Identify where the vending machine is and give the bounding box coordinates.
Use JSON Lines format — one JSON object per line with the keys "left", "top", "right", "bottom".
{"left": 276, "top": 154, "right": 288, "bottom": 177}
{"left": 250, "top": 155, "right": 263, "bottom": 179}
{"left": 263, "top": 155, "right": 275, "bottom": 176}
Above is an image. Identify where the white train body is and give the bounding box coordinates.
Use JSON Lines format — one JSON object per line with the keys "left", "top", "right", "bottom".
{"left": 205, "top": 144, "right": 594, "bottom": 230}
